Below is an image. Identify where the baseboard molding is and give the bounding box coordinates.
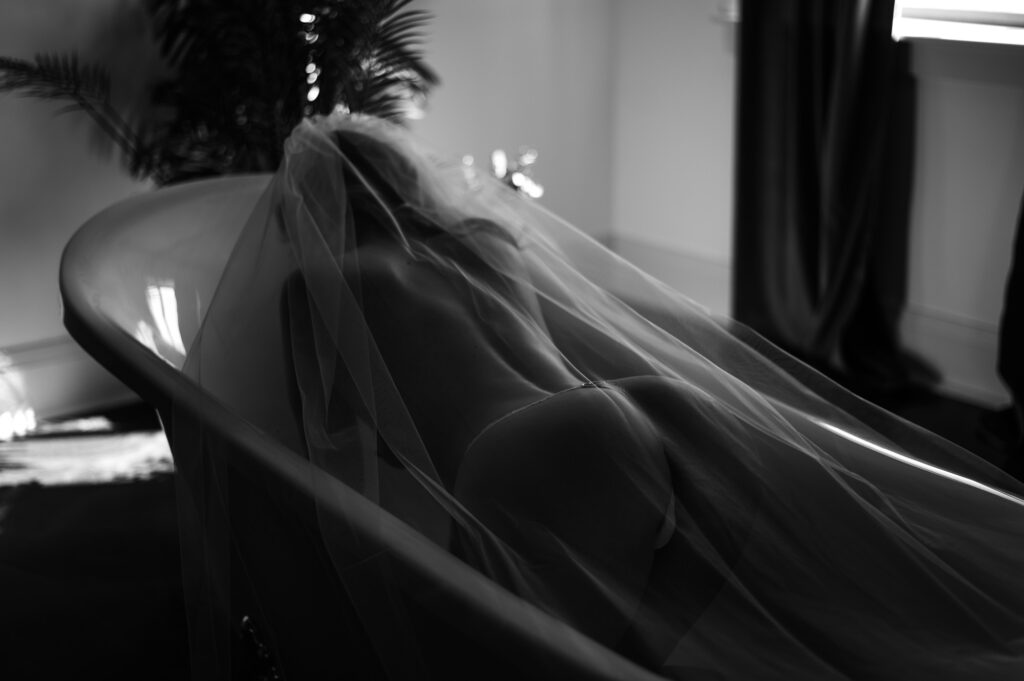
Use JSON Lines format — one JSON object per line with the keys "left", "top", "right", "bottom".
{"left": 608, "top": 236, "right": 732, "bottom": 315}
{"left": 2, "top": 335, "right": 136, "bottom": 419}
{"left": 900, "top": 304, "right": 1008, "bottom": 407}
{"left": 608, "top": 236, "right": 1008, "bottom": 407}
{"left": 6, "top": 261, "right": 1003, "bottom": 418}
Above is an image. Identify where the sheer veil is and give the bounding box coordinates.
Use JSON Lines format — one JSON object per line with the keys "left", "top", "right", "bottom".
{"left": 178, "top": 113, "right": 1024, "bottom": 679}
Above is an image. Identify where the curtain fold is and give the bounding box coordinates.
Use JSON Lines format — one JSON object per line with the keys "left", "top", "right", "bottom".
{"left": 991, "top": 192, "right": 1024, "bottom": 455}
{"left": 733, "top": 0, "right": 934, "bottom": 395}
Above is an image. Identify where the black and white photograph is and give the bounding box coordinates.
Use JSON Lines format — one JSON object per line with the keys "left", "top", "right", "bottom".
{"left": 3, "top": 1, "right": 1024, "bottom": 679}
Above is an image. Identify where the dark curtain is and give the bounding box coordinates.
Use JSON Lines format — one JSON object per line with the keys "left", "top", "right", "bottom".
{"left": 1000, "top": 199, "right": 1024, "bottom": 408}
{"left": 991, "top": 196, "right": 1024, "bottom": 452}
{"left": 733, "top": 0, "right": 934, "bottom": 395}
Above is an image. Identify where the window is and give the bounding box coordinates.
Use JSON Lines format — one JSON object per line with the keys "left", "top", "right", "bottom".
{"left": 893, "top": 0, "right": 1024, "bottom": 46}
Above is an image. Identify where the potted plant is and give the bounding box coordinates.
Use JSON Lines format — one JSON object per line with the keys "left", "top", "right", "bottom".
{"left": 0, "top": 0, "right": 439, "bottom": 185}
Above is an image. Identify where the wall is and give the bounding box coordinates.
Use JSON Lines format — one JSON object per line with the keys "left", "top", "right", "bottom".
{"left": 410, "top": 5, "right": 1024, "bottom": 406}
{"left": 410, "top": 0, "right": 738, "bottom": 315}
{"left": 26, "top": 2, "right": 1011, "bottom": 416}
{"left": 0, "top": 0, "right": 152, "bottom": 417}
{"left": 0, "top": 0, "right": 620, "bottom": 418}
{"left": 602, "top": 5, "right": 1024, "bottom": 406}
{"left": 901, "top": 40, "right": 1024, "bottom": 405}
{"left": 411, "top": 0, "right": 615, "bottom": 242}
{"left": 608, "top": 0, "right": 737, "bottom": 314}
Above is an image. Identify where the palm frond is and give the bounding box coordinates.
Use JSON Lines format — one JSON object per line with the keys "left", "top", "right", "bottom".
{"left": 333, "top": 0, "right": 439, "bottom": 120}
{"left": 0, "top": 53, "right": 141, "bottom": 161}
{"left": 0, "top": 54, "right": 109, "bottom": 101}
{"left": 1, "top": 1, "right": 439, "bottom": 182}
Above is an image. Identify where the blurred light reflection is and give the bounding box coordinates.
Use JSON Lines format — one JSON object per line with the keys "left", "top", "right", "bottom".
{"left": 147, "top": 283, "right": 186, "bottom": 355}
{"left": 134, "top": 281, "right": 187, "bottom": 361}
{"left": 815, "top": 419, "right": 1024, "bottom": 506}
{"left": 893, "top": 0, "right": 1024, "bottom": 46}
{"left": 0, "top": 431, "right": 173, "bottom": 487}
{"left": 0, "top": 351, "right": 35, "bottom": 442}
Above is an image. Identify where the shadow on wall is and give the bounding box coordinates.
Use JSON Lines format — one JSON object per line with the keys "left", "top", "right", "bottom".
{"left": 0, "top": 0, "right": 153, "bottom": 417}
{"left": 902, "top": 39, "right": 1024, "bottom": 405}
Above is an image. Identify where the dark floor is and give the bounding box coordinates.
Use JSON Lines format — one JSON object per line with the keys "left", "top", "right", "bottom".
{"left": 0, "top": 392, "right": 1016, "bottom": 680}
{"left": 0, "top": 403, "right": 186, "bottom": 681}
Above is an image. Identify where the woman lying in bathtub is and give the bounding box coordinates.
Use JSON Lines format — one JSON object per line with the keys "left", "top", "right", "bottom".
{"left": 184, "top": 113, "right": 1024, "bottom": 680}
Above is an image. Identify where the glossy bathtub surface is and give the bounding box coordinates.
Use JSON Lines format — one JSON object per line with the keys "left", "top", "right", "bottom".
{"left": 58, "top": 172, "right": 663, "bottom": 681}
{"left": 61, "top": 175, "right": 271, "bottom": 371}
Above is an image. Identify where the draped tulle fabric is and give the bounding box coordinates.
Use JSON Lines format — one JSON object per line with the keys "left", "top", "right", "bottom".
{"left": 178, "top": 114, "right": 1024, "bottom": 680}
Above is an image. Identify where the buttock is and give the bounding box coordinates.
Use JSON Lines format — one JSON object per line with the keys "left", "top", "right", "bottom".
{"left": 452, "top": 379, "right": 676, "bottom": 645}
{"left": 456, "top": 378, "right": 674, "bottom": 551}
